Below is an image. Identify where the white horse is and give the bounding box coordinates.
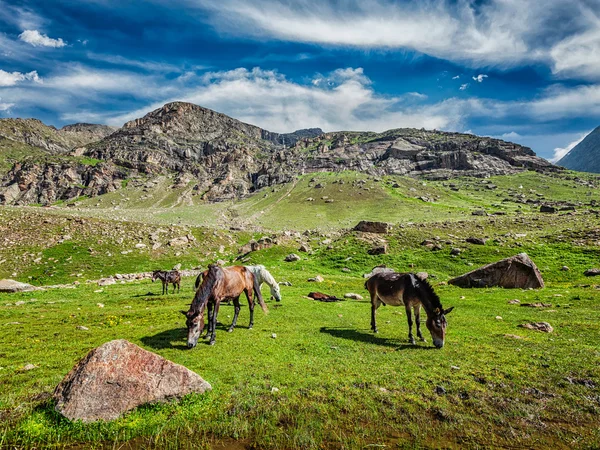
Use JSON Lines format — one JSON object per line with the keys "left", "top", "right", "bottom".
{"left": 245, "top": 265, "right": 282, "bottom": 302}
{"left": 194, "top": 264, "right": 282, "bottom": 302}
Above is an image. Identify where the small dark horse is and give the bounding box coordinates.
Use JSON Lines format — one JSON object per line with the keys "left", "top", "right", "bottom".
{"left": 365, "top": 272, "right": 454, "bottom": 348}
{"left": 152, "top": 270, "right": 181, "bottom": 295}
{"left": 183, "top": 264, "right": 267, "bottom": 347}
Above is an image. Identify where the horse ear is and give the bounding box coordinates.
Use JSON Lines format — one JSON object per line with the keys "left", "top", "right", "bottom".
{"left": 444, "top": 307, "right": 454, "bottom": 315}
{"left": 180, "top": 310, "right": 188, "bottom": 316}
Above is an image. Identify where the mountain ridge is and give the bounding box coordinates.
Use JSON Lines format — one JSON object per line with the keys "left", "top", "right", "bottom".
{"left": 557, "top": 126, "right": 600, "bottom": 173}
{"left": 0, "top": 101, "right": 555, "bottom": 206}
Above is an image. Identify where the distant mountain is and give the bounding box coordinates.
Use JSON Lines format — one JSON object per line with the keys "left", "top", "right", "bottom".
{"left": 557, "top": 127, "right": 600, "bottom": 173}
{"left": 0, "top": 101, "right": 555, "bottom": 205}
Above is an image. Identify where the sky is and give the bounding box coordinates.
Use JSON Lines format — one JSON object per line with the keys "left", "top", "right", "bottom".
{"left": 1, "top": 0, "right": 600, "bottom": 161}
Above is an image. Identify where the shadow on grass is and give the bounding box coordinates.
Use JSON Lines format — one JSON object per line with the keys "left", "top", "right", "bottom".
{"left": 320, "top": 327, "right": 435, "bottom": 350}
{"left": 141, "top": 328, "right": 188, "bottom": 350}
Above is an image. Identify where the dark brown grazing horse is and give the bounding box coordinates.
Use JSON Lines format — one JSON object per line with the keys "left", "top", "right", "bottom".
{"left": 183, "top": 264, "right": 267, "bottom": 347}
{"left": 152, "top": 270, "right": 181, "bottom": 295}
{"left": 365, "top": 272, "right": 454, "bottom": 348}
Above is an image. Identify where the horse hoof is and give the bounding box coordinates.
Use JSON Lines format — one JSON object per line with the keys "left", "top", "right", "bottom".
{"left": 410, "top": 339, "right": 416, "bottom": 345}
{"left": 228, "top": 328, "right": 234, "bottom": 333}
{"left": 420, "top": 337, "right": 427, "bottom": 342}
{"left": 209, "top": 341, "right": 216, "bottom": 346}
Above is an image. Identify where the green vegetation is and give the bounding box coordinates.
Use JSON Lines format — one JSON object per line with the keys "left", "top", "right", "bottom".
{"left": 1, "top": 169, "right": 599, "bottom": 449}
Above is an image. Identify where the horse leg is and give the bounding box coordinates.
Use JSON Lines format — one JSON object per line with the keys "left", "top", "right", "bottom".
{"left": 162, "top": 281, "right": 166, "bottom": 295}
{"left": 246, "top": 288, "right": 255, "bottom": 329}
{"left": 370, "top": 292, "right": 381, "bottom": 333}
{"left": 203, "top": 302, "right": 213, "bottom": 339}
{"left": 414, "top": 304, "right": 426, "bottom": 342}
{"left": 229, "top": 296, "right": 241, "bottom": 332}
{"left": 405, "top": 304, "right": 416, "bottom": 344}
{"left": 209, "top": 301, "right": 220, "bottom": 345}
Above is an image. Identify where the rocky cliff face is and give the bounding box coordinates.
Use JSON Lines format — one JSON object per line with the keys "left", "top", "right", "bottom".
{"left": 0, "top": 101, "right": 555, "bottom": 205}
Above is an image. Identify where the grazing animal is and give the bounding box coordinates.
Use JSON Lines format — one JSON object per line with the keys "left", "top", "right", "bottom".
{"left": 152, "top": 270, "right": 181, "bottom": 295}
{"left": 365, "top": 272, "right": 454, "bottom": 348}
{"left": 194, "top": 264, "right": 282, "bottom": 302}
{"left": 183, "top": 264, "right": 267, "bottom": 347}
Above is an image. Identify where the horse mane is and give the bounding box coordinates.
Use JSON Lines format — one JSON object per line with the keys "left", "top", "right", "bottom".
{"left": 191, "top": 265, "right": 222, "bottom": 313}
{"left": 413, "top": 274, "right": 443, "bottom": 312}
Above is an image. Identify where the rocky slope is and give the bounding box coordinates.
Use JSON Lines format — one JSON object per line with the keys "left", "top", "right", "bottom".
{"left": 1, "top": 101, "right": 555, "bottom": 205}
{"left": 557, "top": 126, "right": 600, "bottom": 173}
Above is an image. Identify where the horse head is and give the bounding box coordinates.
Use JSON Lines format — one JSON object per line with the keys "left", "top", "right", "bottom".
{"left": 426, "top": 307, "right": 454, "bottom": 348}
{"left": 270, "top": 285, "right": 282, "bottom": 302}
{"left": 181, "top": 309, "right": 204, "bottom": 348}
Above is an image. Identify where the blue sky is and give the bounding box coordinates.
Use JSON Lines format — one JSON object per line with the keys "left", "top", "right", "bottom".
{"left": 1, "top": 0, "right": 600, "bottom": 161}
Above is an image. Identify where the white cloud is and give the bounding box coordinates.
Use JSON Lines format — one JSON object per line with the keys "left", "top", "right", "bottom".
{"left": 19, "top": 30, "right": 66, "bottom": 48}
{"left": 104, "top": 67, "right": 460, "bottom": 131}
{"left": 181, "top": 0, "right": 600, "bottom": 79}
{"left": 0, "top": 69, "right": 41, "bottom": 86}
{"left": 459, "top": 83, "right": 469, "bottom": 90}
{"left": 472, "top": 74, "right": 488, "bottom": 82}
{"left": 452, "top": 75, "right": 460, "bottom": 79}
{"left": 0, "top": 101, "right": 14, "bottom": 111}
{"left": 550, "top": 131, "right": 589, "bottom": 163}
{"left": 500, "top": 131, "right": 522, "bottom": 140}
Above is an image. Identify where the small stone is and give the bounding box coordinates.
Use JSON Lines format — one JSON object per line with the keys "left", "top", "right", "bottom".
{"left": 435, "top": 386, "right": 446, "bottom": 395}
{"left": 451, "top": 366, "right": 460, "bottom": 370}
{"left": 94, "top": 289, "right": 103, "bottom": 293}
{"left": 284, "top": 253, "right": 301, "bottom": 262}
{"left": 496, "top": 316, "right": 503, "bottom": 320}
{"left": 450, "top": 248, "right": 461, "bottom": 256}
{"left": 518, "top": 322, "right": 554, "bottom": 333}
{"left": 271, "top": 387, "right": 279, "bottom": 393}
{"left": 344, "top": 293, "right": 364, "bottom": 300}
{"left": 22, "top": 364, "right": 37, "bottom": 371}
{"left": 271, "top": 333, "right": 277, "bottom": 339}
{"left": 97, "top": 303, "right": 105, "bottom": 308}
{"left": 15, "top": 301, "right": 25, "bottom": 306}
{"left": 560, "top": 266, "right": 569, "bottom": 271}
{"left": 508, "top": 299, "right": 521, "bottom": 304}
{"left": 77, "top": 326, "right": 89, "bottom": 331}
{"left": 504, "top": 334, "right": 523, "bottom": 339}
{"left": 307, "top": 275, "right": 324, "bottom": 282}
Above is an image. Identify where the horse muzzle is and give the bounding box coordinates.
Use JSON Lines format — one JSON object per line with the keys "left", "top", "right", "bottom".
{"left": 433, "top": 340, "right": 444, "bottom": 349}
{"left": 187, "top": 342, "right": 196, "bottom": 349}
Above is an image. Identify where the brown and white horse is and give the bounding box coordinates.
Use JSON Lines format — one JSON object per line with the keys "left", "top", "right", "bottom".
{"left": 183, "top": 264, "right": 267, "bottom": 347}
{"left": 365, "top": 272, "right": 453, "bottom": 348}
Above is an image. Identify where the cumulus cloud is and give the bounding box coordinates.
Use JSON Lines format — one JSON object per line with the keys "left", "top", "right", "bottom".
{"left": 0, "top": 69, "right": 41, "bottom": 86}
{"left": 472, "top": 74, "right": 488, "bottom": 82}
{"left": 550, "top": 132, "right": 589, "bottom": 163}
{"left": 19, "top": 29, "right": 66, "bottom": 48}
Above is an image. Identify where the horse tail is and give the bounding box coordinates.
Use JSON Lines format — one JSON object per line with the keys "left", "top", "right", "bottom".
{"left": 253, "top": 273, "right": 268, "bottom": 314}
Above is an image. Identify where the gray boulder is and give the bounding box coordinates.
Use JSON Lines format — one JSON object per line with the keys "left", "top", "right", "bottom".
{"left": 53, "top": 339, "right": 211, "bottom": 422}
{"left": 448, "top": 253, "right": 544, "bottom": 289}
{"left": 353, "top": 221, "right": 391, "bottom": 234}
{"left": 0, "top": 279, "right": 38, "bottom": 293}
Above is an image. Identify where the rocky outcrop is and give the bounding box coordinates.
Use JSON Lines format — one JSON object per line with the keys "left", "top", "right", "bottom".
{"left": 354, "top": 221, "right": 391, "bottom": 234}
{"left": 557, "top": 126, "right": 600, "bottom": 173}
{"left": 0, "top": 160, "right": 127, "bottom": 205}
{"left": 1, "top": 101, "right": 556, "bottom": 205}
{"left": 53, "top": 339, "right": 211, "bottom": 422}
{"left": 448, "top": 253, "right": 544, "bottom": 289}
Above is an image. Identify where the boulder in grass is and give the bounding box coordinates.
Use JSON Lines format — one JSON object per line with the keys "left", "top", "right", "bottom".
{"left": 518, "top": 322, "right": 554, "bottom": 333}
{"left": 0, "top": 279, "right": 38, "bottom": 293}
{"left": 353, "top": 221, "right": 391, "bottom": 234}
{"left": 448, "top": 253, "right": 544, "bottom": 289}
{"left": 584, "top": 268, "right": 600, "bottom": 277}
{"left": 53, "top": 340, "right": 211, "bottom": 422}
{"left": 284, "top": 253, "right": 301, "bottom": 262}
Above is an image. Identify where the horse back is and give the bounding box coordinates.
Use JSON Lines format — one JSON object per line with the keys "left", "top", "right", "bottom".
{"left": 366, "top": 272, "right": 418, "bottom": 307}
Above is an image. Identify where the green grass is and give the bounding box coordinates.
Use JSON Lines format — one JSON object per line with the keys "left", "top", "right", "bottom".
{"left": 1, "top": 169, "right": 600, "bottom": 448}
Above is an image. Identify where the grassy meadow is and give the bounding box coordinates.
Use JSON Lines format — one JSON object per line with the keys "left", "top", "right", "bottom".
{"left": 1, "top": 170, "right": 600, "bottom": 449}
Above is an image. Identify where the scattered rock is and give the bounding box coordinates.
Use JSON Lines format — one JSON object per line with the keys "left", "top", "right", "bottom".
{"left": 0, "top": 279, "right": 38, "bottom": 293}
{"left": 472, "top": 210, "right": 486, "bottom": 216}
{"left": 415, "top": 272, "right": 428, "bottom": 281}
{"left": 448, "top": 253, "right": 544, "bottom": 289}
{"left": 53, "top": 340, "right": 211, "bottom": 422}
{"left": 584, "top": 268, "right": 600, "bottom": 277}
{"left": 565, "top": 377, "right": 596, "bottom": 388}
{"left": 353, "top": 221, "right": 391, "bottom": 234}
{"left": 540, "top": 205, "right": 556, "bottom": 213}
{"left": 135, "top": 243, "right": 146, "bottom": 249}
{"left": 560, "top": 266, "right": 570, "bottom": 271}
{"left": 271, "top": 333, "right": 277, "bottom": 339}
{"left": 508, "top": 299, "right": 521, "bottom": 304}
{"left": 435, "top": 386, "right": 446, "bottom": 395}
{"left": 169, "top": 236, "right": 189, "bottom": 247}
{"left": 172, "top": 263, "right": 182, "bottom": 270}
{"left": 466, "top": 237, "right": 486, "bottom": 245}
{"left": 284, "top": 253, "right": 301, "bottom": 262}
{"left": 279, "top": 281, "right": 292, "bottom": 286}
{"left": 298, "top": 243, "right": 311, "bottom": 253}
{"left": 521, "top": 303, "right": 552, "bottom": 308}
{"left": 344, "top": 293, "right": 364, "bottom": 300}
{"left": 367, "top": 244, "right": 387, "bottom": 255}
{"left": 22, "top": 364, "right": 37, "bottom": 371}
{"left": 307, "top": 275, "right": 324, "bottom": 282}
{"left": 496, "top": 316, "right": 503, "bottom": 320}
{"left": 77, "top": 326, "right": 89, "bottom": 331}
{"left": 504, "top": 334, "right": 523, "bottom": 339}
{"left": 97, "top": 303, "right": 105, "bottom": 308}
{"left": 450, "top": 248, "right": 462, "bottom": 256}
{"left": 97, "top": 278, "right": 115, "bottom": 286}
{"left": 518, "top": 322, "right": 554, "bottom": 333}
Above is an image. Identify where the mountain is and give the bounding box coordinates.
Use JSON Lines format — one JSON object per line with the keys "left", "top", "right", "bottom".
{"left": 557, "top": 127, "right": 600, "bottom": 173}
{"left": 0, "top": 101, "right": 555, "bottom": 206}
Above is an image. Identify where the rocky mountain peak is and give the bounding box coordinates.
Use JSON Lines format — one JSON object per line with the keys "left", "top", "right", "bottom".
{"left": 557, "top": 126, "right": 600, "bottom": 173}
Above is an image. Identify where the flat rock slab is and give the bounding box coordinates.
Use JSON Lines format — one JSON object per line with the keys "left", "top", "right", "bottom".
{"left": 54, "top": 339, "right": 211, "bottom": 422}
{"left": 0, "top": 279, "right": 38, "bottom": 293}
{"left": 448, "top": 253, "right": 544, "bottom": 289}
{"left": 518, "top": 322, "right": 554, "bottom": 333}
{"left": 353, "top": 221, "right": 391, "bottom": 234}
